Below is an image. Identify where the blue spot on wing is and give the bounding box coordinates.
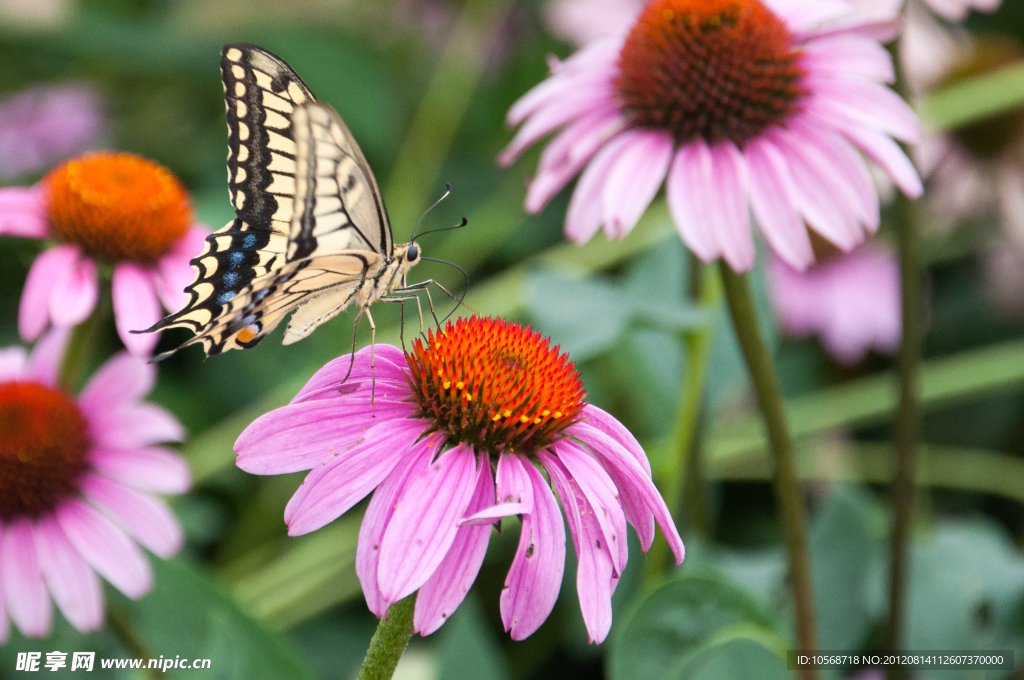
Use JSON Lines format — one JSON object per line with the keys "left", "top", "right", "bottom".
{"left": 217, "top": 291, "right": 237, "bottom": 304}
{"left": 223, "top": 272, "right": 239, "bottom": 287}
{"left": 229, "top": 252, "right": 245, "bottom": 268}
{"left": 243, "top": 233, "right": 257, "bottom": 249}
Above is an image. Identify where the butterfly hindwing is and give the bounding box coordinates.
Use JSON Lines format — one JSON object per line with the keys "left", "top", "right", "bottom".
{"left": 290, "top": 102, "right": 392, "bottom": 260}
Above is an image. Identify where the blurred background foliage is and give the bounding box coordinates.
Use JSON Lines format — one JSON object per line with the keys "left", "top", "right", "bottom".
{"left": 1, "top": 0, "right": 1024, "bottom": 678}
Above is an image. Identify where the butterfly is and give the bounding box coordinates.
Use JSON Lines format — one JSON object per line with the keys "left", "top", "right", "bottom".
{"left": 146, "top": 43, "right": 453, "bottom": 359}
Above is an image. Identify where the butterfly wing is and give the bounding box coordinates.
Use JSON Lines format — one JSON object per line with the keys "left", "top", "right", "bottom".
{"left": 149, "top": 44, "right": 317, "bottom": 354}
{"left": 289, "top": 101, "right": 393, "bottom": 260}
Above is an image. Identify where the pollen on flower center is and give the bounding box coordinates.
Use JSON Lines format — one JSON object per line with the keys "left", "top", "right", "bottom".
{"left": 45, "top": 152, "right": 192, "bottom": 263}
{"left": 406, "top": 317, "right": 586, "bottom": 453}
{"left": 615, "top": 0, "right": 806, "bottom": 147}
{"left": 0, "top": 381, "right": 90, "bottom": 519}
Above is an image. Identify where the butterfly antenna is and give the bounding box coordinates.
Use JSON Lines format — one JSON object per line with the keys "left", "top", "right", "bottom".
{"left": 422, "top": 257, "right": 477, "bottom": 321}
{"left": 415, "top": 216, "right": 468, "bottom": 241}
{"left": 411, "top": 183, "right": 453, "bottom": 241}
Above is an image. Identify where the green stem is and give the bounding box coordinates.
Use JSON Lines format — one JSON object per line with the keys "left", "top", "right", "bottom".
{"left": 718, "top": 263, "right": 818, "bottom": 680}
{"left": 107, "top": 606, "right": 162, "bottom": 680}
{"left": 357, "top": 595, "right": 416, "bottom": 680}
{"left": 885, "top": 192, "right": 922, "bottom": 679}
{"left": 59, "top": 297, "right": 105, "bottom": 391}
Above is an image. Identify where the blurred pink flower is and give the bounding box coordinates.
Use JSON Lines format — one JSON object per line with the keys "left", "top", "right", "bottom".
{"left": 544, "top": 0, "right": 645, "bottom": 46}
{"left": 502, "top": 0, "right": 922, "bottom": 273}
{"left": 768, "top": 245, "right": 901, "bottom": 363}
{"left": 235, "top": 318, "right": 684, "bottom": 644}
{"left": 0, "top": 152, "right": 208, "bottom": 356}
{"left": 0, "top": 83, "right": 103, "bottom": 181}
{"left": 0, "top": 330, "right": 190, "bottom": 641}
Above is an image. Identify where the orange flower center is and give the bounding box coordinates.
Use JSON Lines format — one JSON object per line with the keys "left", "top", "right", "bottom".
{"left": 44, "top": 152, "right": 192, "bottom": 263}
{"left": 616, "top": 0, "right": 806, "bottom": 147}
{"left": 0, "top": 381, "right": 89, "bottom": 519}
{"left": 406, "top": 317, "right": 586, "bottom": 454}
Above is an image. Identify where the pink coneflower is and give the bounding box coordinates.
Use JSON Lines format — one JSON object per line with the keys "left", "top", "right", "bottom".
{"left": 0, "top": 330, "right": 189, "bottom": 641}
{"left": 544, "top": 0, "right": 645, "bottom": 46}
{"left": 235, "top": 317, "right": 684, "bottom": 644}
{"left": 0, "top": 152, "right": 208, "bottom": 356}
{"left": 0, "top": 82, "right": 103, "bottom": 181}
{"left": 768, "top": 244, "right": 901, "bottom": 364}
{"left": 501, "top": 0, "right": 923, "bottom": 273}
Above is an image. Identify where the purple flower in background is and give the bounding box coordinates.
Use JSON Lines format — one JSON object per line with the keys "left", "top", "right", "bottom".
{"left": 0, "top": 152, "right": 209, "bottom": 356}
{"left": 0, "top": 330, "right": 190, "bottom": 641}
{"left": 501, "top": 0, "right": 923, "bottom": 273}
{"left": 768, "top": 245, "right": 902, "bottom": 364}
{"left": 235, "top": 317, "right": 684, "bottom": 644}
{"left": 0, "top": 83, "right": 103, "bottom": 180}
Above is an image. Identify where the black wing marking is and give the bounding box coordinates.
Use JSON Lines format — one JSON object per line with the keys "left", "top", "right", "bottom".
{"left": 290, "top": 102, "right": 393, "bottom": 260}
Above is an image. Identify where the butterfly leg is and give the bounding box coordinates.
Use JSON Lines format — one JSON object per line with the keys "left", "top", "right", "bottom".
{"left": 340, "top": 307, "right": 367, "bottom": 387}
{"left": 393, "top": 281, "right": 446, "bottom": 329}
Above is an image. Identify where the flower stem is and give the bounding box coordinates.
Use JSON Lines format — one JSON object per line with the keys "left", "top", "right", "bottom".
{"left": 107, "top": 605, "right": 162, "bottom": 680}
{"left": 885, "top": 192, "right": 922, "bottom": 679}
{"left": 357, "top": 595, "right": 416, "bottom": 680}
{"left": 59, "top": 294, "right": 106, "bottom": 391}
{"left": 718, "top": 262, "right": 818, "bottom": 679}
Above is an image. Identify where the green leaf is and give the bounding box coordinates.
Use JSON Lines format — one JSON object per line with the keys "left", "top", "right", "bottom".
{"left": 921, "top": 62, "right": 1024, "bottom": 131}
{"left": 607, "top": 573, "right": 778, "bottom": 680}
{"left": 670, "top": 637, "right": 790, "bottom": 680}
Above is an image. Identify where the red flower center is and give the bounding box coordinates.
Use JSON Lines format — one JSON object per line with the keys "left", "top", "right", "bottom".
{"left": 45, "top": 152, "right": 192, "bottom": 263}
{"left": 616, "top": 0, "right": 806, "bottom": 147}
{"left": 406, "top": 317, "right": 586, "bottom": 454}
{"left": 0, "top": 381, "right": 89, "bottom": 519}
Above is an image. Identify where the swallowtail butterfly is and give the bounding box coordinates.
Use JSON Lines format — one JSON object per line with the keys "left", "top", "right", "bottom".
{"left": 147, "top": 43, "right": 434, "bottom": 359}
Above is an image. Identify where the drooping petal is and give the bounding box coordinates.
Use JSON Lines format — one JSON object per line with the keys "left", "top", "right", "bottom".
{"left": 0, "top": 531, "right": 7, "bottom": 645}
{"left": 800, "top": 34, "right": 895, "bottom": 84}
{"left": 81, "top": 475, "right": 183, "bottom": 559}
{"left": 601, "top": 129, "right": 674, "bottom": 239}
{"left": 88, "top": 403, "right": 186, "bottom": 450}
{"left": 835, "top": 123, "right": 924, "bottom": 199}
{"left": 18, "top": 245, "right": 76, "bottom": 341}
{"left": 283, "top": 418, "right": 429, "bottom": 536}
{"left": 111, "top": 263, "right": 162, "bottom": 356}
{"left": 0, "top": 185, "right": 48, "bottom": 238}
{"left": 744, "top": 137, "right": 814, "bottom": 270}
{"left": 89, "top": 447, "right": 191, "bottom": 495}
{"left": 25, "top": 326, "right": 69, "bottom": 388}
{"left": 236, "top": 399, "right": 419, "bottom": 476}
{"left": 291, "top": 344, "right": 411, "bottom": 403}
{"left": 805, "top": 76, "right": 921, "bottom": 144}
{"left": 154, "top": 224, "right": 209, "bottom": 312}
{"left": 542, "top": 453, "right": 615, "bottom": 644}
{"left": 56, "top": 499, "right": 153, "bottom": 599}
{"left": 581, "top": 404, "right": 651, "bottom": 475}
{"left": 356, "top": 443, "right": 433, "bottom": 618}
{"left": 2, "top": 520, "right": 52, "bottom": 637}
{"left": 565, "top": 131, "right": 638, "bottom": 244}
{"left": 500, "top": 462, "right": 566, "bottom": 641}
{"left": 414, "top": 453, "right": 496, "bottom": 635}
{"left": 667, "top": 141, "right": 723, "bottom": 264}
{"left": 48, "top": 247, "right": 98, "bottom": 328}
{"left": 707, "top": 142, "right": 755, "bottom": 272}
{"left": 78, "top": 352, "right": 155, "bottom": 414}
{"left": 568, "top": 420, "right": 685, "bottom": 564}
{"left": 33, "top": 516, "right": 103, "bottom": 633}
{"left": 377, "top": 444, "right": 478, "bottom": 605}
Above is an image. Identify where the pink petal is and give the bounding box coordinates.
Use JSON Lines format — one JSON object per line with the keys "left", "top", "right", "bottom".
{"left": 525, "top": 110, "right": 624, "bottom": 213}
{"left": 500, "top": 88, "right": 616, "bottom": 167}
{"left": 283, "top": 418, "right": 429, "bottom": 535}
{"left": 0, "top": 347, "right": 28, "bottom": 382}
{"left": 356, "top": 444, "right": 433, "bottom": 617}
{"left": 78, "top": 352, "right": 155, "bottom": 414}
{"left": 377, "top": 445, "right": 478, "bottom": 605}
{"left": 707, "top": 142, "right": 755, "bottom": 272}
{"left": 0, "top": 537, "right": 6, "bottom": 644}
{"left": 89, "top": 446, "right": 191, "bottom": 494}
{"left": 56, "top": 499, "right": 153, "bottom": 599}
{"left": 26, "top": 326, "right": 69, "bottom": 387}
{"left": 33, "top": 516, "right": 103, "bottom": 633}
{"left": 837, "top": 123, "right": 923, "bottom": 198}
{"left": 82, "top": 475, "right": 183, "bottom": 559}
{"left": 18, "top": 245, "right": 75, "bottom": 341}
{"left": 0, "top": 185, "right": 48, "bottom": 238}
{"left": 414, "top": 453, "right": 495, "bottom": 635}
{"left": 48, "top": 247, "right": 98, "bottom": 328}
{"left": 235, "top": 399, "right": 419, "bottom": 475}
{"left": 580, "top": 404, "right": 651, "bottom": 475}
{"left": 744, "top": 138, "right": 814, "bottom": 270}
{"left": 542, "top": 453, "right": 615, "bottom": 644}
{"left": 2, "top": 520, "right": 52, "bottom": 637}
{"left": 800, "top": 35, "right": 895, "bottom": 84}
{"left": 568, "top": 420, "right": 685, "bottom": 563}
{"left": 806, "top": 77, "right": 921, "bottom": 144}
{"left": 601, "top": 130, "right": 674, "bottom": 239}
{"left": 155, "top": 224, "right": 208, "bottom": 312}
{"left": 500, "top": 462, "right": 566, "bottom": 641}
{"left": 565, "top": 131, "right": 638, "bottom": 244}
{"left": 497, "top": 452, "right": 535, "bottom": 509}
{"left": 111, "top": 263, "right": 161, "bottom": 356}
{"left": 89, "top": 403, "right": 186, "bottom": 450}
{"left": 551, "top": 442, "right": 628, "bottom": 575}
{"left": 667, "top": 141, "right": 723, "bottom": 264}
{"left": 292, "top": 344, "right": 411, "bottom": 403}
